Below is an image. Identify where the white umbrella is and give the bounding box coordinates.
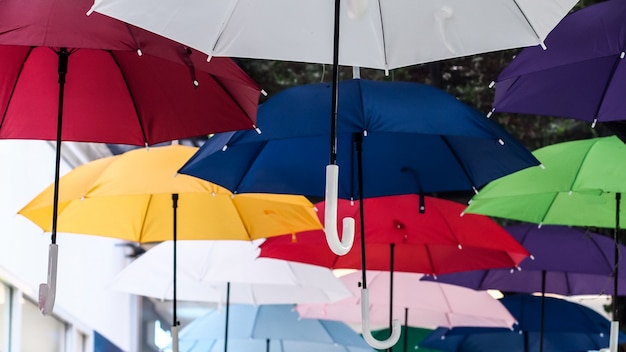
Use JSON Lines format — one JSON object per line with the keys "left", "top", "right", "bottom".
{"left": 89, "top": 0, "right": 579, "bottom": 347}
{"left": 111, "top": 240, "right": 351, "bottom": 352}
{"left": 111, "top": 240, "right": 350, "bottom": 304}
{"left": 89, "top": 0, "right": 576, "bottom": 71}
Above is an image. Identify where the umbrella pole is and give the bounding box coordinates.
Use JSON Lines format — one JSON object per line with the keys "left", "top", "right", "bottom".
{"left": 539, "top": 270, "right": 546, "bottom": 352}
{"left": 403, "top": 308, "right": 408, "bottom": 352}
{"left": 610, "top": 193, "right": 621, "bottom": 352}
{"left": 39, "top": 47, "right": 70, "bottom": 316}
{"left": 330, "top": 0, "right": 340, "bottom": 167}
{"left": 324, "top": 0, "right": 356, "bottom": 256}
{"left": 387, "top": 243, "right": 395, "bottom": 352}
{"left": 355, "top": 134, "right": 401, "bottom": 349}
{"left": 224, "top": 281, "right": 230, "bottom": 352}
{"left": 171, "top": 194, "right": 179, "bottom": 352}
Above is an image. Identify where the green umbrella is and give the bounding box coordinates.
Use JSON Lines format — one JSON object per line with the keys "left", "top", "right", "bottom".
{"left": 369, "top": 320, "right": 438, "bottom": 352}
{"left": 464, "top": 135, "right": 626, "bottom": 352}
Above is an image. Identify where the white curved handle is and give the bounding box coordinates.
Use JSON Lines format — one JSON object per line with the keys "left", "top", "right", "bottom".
{"left": 39, "top": 244, "right": 58, "bottom": 315}
{"left": 361, "top": 288, "right": 401, "bottom": 349}
{"left": 610, "top": 321, "right": 619, "bottom": 352}
{"left": 324, "top": 165, "right": 355, "bottom": 256}
{"left": 171, "top": 325, "right": 179, "bottom": 352}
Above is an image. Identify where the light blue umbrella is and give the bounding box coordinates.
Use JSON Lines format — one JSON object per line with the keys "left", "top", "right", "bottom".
{"left": 175, "top": 304, "right": 374, "bottom": 352}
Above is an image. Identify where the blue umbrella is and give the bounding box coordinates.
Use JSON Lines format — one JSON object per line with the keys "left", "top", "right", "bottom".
{"left": 419, "top": 294, "right": 626, "bottom": 352}
{"left": 175, "top": 304, "right": 374, "bottom": 352}
{"left": 178, "top": 79, "right": 539, "bottom": 345}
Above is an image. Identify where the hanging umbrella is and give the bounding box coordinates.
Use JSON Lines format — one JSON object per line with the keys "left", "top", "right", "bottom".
{"left": 18, "top": 144, "right": 321, "bottom": 352}
{"left": 90, "top": 0, "right": 577, "bottom": 72}
{"left": 419, "top": 294, "right": 626, "bottom": 352}
{"left": 111, "top": 240, "right": 353, "bottom": 352}
{"left": 262, "top": 195, "right": 528, "bottom": 352}
{"left": 296, "top": 270, "right": 517, "bottom": 329}
{"left": 0, "top": 0, "right": 262, "bottom": 317}
{"left": 260, "top": 195, "right": 529, "bottom": 274}
{"left": 487, "top": 0, "right": 626, "bottom": 129}
{"left": 177, "top": 75, "right": 537, "bottom": 342}
{"left": 463, "top": 135, "right": 626, "bottom": 352}
{"left": 424, "top": 223, "right": 626, "bottom": 296}
{"left": 174, "top": 304, "right": 374, "bottom": 352}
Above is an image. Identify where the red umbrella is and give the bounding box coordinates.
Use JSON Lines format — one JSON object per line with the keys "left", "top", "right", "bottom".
{"left": 0, "top": 0, "right": 262, "bottom": 318}
{"left": 260, "top": 195, "right": 530, "bottom": 275}
{"left": 260, "top": 195, "right": 529, "bottom": 350}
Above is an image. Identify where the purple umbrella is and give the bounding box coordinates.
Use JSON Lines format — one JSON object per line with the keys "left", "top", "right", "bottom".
{"left": 423, "top": 223, "right": 623, "bottom": 352}
{"left": 423, "top": 223, "right": 624, "bottom": 295}
{"left": 488, "top": 0, "right": 626, "bottom": 128}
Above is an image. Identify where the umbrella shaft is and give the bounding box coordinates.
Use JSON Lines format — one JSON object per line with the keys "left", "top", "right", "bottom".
{"left": 329, "top": 0, "right": 341, "bottom": 165}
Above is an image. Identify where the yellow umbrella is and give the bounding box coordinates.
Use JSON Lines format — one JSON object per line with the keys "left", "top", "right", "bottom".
{"left": 19, "top": 144, "right": 322, "bottom": 242}
{"left": 19, "top": 144, "right": 322, "bottom": 352}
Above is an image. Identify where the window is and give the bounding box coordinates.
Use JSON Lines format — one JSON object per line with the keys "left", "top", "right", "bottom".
{"left": 21, "top": 299, "right": 66, "bottom": 352}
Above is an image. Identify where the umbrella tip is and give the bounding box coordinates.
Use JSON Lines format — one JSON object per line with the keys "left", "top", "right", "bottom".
{"left": 261, "top": 89, "right": 268, "bottom": 96}
{"left": 86, "top": 7, "right": 94, "bottom": 16}
{"left": 488, "top": 81, "right": 495, "bottom": 89}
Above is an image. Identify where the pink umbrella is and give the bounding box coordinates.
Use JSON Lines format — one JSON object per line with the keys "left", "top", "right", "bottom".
{"left": 296, "top": 270, "right": 517, "bottom": 332}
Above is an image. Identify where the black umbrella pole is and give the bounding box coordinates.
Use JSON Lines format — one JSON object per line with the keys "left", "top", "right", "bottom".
{"left": 611, "top": 193, "right": 621, "bottom": 352}
{"left": 403, "top": 308, "right": 408, "bottom": 352}
{"left": 329, "top": 0, "right": 341, "bottom": 165}
{"left": 52, "top": 48, "right": 69, "bottom": 245}
{"left": 224, "top": 282, "right": 231, "bottom": 352}
{"left": 387, "top": 243, "right": 395, "bottom": 352}
{"left": 172, "top": 194, "right": 179, "bottom": 329}
{"left": 539, "top": 270, "right": 546, "bottom": 352}
{"left": 356, "top": 134, "right": 367, "bottom": 288}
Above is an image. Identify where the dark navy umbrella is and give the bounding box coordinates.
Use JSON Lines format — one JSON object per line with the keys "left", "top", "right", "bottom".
{"left": 178, "top": 79, "right": 539, "bottom": 345}
{"left": 419, "top": 294, "right": 626, "bottom": 352}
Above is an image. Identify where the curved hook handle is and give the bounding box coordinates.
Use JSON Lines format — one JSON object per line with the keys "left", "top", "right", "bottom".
{"left": 360, "top": 288, "right": 401, "bottom": 349}
{"left": 171, "top": 325, "right": 179, "bottom": 352}
{"left": 324, "top": 164, "right": 355, "bottom": 256}
{"left": 39, "top": 244, "right": 58, "bottom": 315}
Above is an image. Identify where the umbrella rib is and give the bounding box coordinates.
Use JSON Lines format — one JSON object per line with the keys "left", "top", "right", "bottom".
{"left": 0, "top": 46, "right": 34, "bottom": 130}
{"left": 138, "top": 194, "right": 154, "bottom": 242}
{"left": 106, "top": 50, "right": 150, "bottom": 146}
{"left": 438, "top": 135, "right": 478, "bottom": 190}
{"left": 207, "top": 72, "right": 258, "bottom": 130}
{"left": 585, "top": 229, "right": 618, "bottom": 277}
{"left": 511, "top": 0, "right": 543, "bottom": 46}
{"left": 208, "top": 0, "right": 241, "bottom": 57}
{"left": 589, "top": 55, "right": 624, "bottom": 124}
{"left": 374, "top": 0, "right": 389, "bottom": 71}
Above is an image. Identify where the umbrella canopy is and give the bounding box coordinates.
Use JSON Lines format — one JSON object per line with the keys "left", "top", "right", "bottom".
{"left": 489, "top": 0, "right": 626, "bottom": 127}
{"left": 19, "top": 144, "right": 321, "bottom": 242}
{"left": 175, "top": 304, "right": 375, "bottom": 352}
{"left": 464, "top": 136, "right": 626, "bottom": 228}
{"left": 463, "top": 135, "right": 626, "bottom": 352}
{"left": 90, "top": 0, "right": 578, "bottom": 71}
{"left": 19, "top": 144, "right": 321, "bottom": 351}
{"left": 419, "top": 294, "right": 625, "bottom": 352}
{"left": 0, "top": 0, "right": 260, "bottom": 143}
{"left": 179, "top": 79, "right": 538, "bottom": 199}
{"left": 0, "top": 0, "right": 262, "bottom": 317}
{"left": 260, "top": 195, "right": 529, "bottom": 275}
{"left": 110, "top": 240, "right": 350, "bottom": 304}
{"left": 297, "top": 271, "right": 517, "bottom": 329}
{"left": 424, "top": 223, "right": 625, "bottom": 295}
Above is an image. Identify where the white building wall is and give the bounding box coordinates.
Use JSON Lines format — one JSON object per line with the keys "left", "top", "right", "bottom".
{"left": 0, "top": 140, "right": 135, "bottom": 351}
